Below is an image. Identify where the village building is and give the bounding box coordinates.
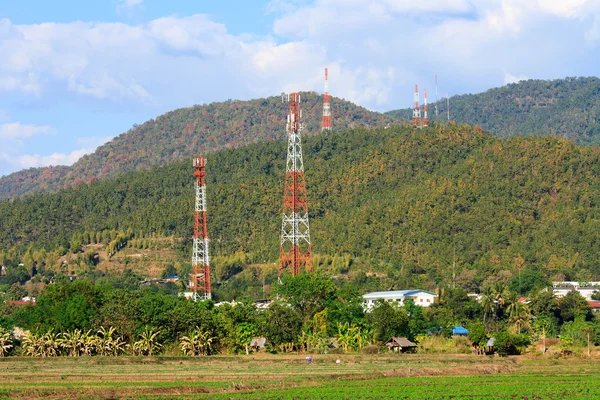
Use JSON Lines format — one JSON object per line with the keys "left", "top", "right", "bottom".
{"left": 249, "top": 337, "right": 268, "bottom": 351}
{"left": 362, "top": 289, "right": 438, "bottom": 311}
{"left": 552, "top": 282, "right": 600, "bottom": 301}
{"left": 385, "top": 337, "right": 417, "bottom": 352}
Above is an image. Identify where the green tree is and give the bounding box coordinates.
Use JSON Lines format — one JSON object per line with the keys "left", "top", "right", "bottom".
{"left": 367, "top": 299, "right": 409, "bottom": 343}
{"left": 261, "top": 303, "right": 302, "bottom": 347}
{"left": 558, "top": 291, "right": 592, "bottom": 323}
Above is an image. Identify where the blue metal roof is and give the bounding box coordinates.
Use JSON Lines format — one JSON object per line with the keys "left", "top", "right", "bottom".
{"left": 452, "top": 326, "right": 469, "bottom": 335}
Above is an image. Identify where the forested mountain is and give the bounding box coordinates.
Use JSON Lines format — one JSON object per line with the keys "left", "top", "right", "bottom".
{"left": 386, "top": 77, "right": 600, "bottom": 145}
{"left": 2, "top": 123, "right": 600, "bottom": 290}
{"left": 0, "top": 93, "right": 394, "bottom": 199}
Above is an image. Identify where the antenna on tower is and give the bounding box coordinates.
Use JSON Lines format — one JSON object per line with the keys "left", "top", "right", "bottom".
{"left": 191, "top": 157, "right": 211, "bottom": 301}
{"left": 280, "top": 92, "right": 312, "bottom": 277}
{"left": 446, "top": 92, "right": 450, "bottom": 121}
{"left": 322, "top": 68, "right": 332, "bottom": 133}
{"left": 435, "top": 74, "right": 438, "bottom": 119}
{"left": 413, "top": 84, "right": 421, "bottom": 128}
{"left": 423, "top": 88, "right": 428, "bottom": 128}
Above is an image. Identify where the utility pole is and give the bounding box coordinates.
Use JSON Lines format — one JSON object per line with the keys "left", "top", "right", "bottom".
{"left": 280, "top": 93, "right": 312, "bottom": 277}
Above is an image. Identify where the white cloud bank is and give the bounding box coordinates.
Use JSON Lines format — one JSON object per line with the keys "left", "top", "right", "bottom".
{"left": 1, "top": 0, "right": 600, "bottom": 174}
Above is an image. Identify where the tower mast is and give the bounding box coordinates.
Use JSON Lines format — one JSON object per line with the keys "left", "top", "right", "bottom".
{"left": 435, "top": 74, "right": 438, "bottom": 119}
{"left": 423, "top": 88, "right": 429, "bottom": 128}
{"left": 280, "top": 93, "right": 312, "bottom": 277}
{"left": 413, "top": 84, "right": 421, "bottom": 128}
{"left": 191, "top": 157, "right": 211, "bottom": 301}
{"left": 322, "top": 68, "right": 332, "bottom": 131}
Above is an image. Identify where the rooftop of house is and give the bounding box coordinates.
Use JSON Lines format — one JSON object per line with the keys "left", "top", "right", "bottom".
{"left": 363, "top": 289, "right": 438, "bottom": 298}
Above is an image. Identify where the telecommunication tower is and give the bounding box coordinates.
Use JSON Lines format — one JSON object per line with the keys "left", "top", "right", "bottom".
{"left": 322, "top": 68, "right": 332, "bottom": 131}
{"left": 191, "top": 157, "right": 211, "bottom": 301}
{"left": 446, "top": 93, "right": 450, "bottom": 121}
{"left": 423, "top": 88, "right": 429, "bottom": 127}
{"left": 280, "top": 93, "right": 312, "bottom": 277}
{"left": 435, "top": 74, "right": 439, "bottom": 119}
{"left": 412, "top": 84, "right": 421, "bottom": 128}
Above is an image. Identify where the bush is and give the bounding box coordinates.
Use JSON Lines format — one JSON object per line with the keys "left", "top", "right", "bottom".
{"left": 361, "top": 345, "right": 379, "bottom": 354}
{"left": 495, "top": 331, "right": 531, "bottom": 356}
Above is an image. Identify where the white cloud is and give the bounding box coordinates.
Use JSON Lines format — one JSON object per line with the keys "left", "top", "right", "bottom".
{"left": 504, "top": 72, "right": 529, "bottom": 85}
{"left": 0, "top": 1, "right": 598, "bottom": 148}
{"left": 0, "top": 122, "right": 53, "bottom": 139}
{"left": 15, "top": 148, "right": 90, "bottom": 169}
{"left": 586, "top": 15, "right": 600, "bottom": 44}
{"left": 0, "top": 125, "right": 111, "bottom": 175}
{"left": 117, "top": 0, "right": 143, "bottom": 13}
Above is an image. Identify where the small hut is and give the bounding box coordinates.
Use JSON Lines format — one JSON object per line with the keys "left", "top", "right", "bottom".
{"left": 484, "top": 337, "right": 496, "bottom": 354}
{"left": 385, "top": 337, "right": 417, "bottom": 353}
{"left": 249, "top": 337, "right": 268, "bottom": 352}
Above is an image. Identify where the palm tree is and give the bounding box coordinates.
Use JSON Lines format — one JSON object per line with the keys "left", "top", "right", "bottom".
{"left": 0, "top": 328, "right": 13, "bottom": 357}
{"left": 480, "top": 286, "right": 495, "bottom": 329}
{"left": 506, "top": 294, "right": 532, "bottom": 334}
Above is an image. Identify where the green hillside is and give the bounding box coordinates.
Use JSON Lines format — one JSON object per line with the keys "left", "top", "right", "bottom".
{"left": 386, "top": 77, "right": 600, "bottom": 144}
{"left": 2, "top": 123, "right": 600, "bottom": 292}
{"left": 0, "top": 93, "right": 394, "bottom": 200}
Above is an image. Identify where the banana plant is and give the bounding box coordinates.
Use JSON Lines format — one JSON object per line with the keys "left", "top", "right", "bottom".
{"left": 22, "top": 330, "right": 60, "bottom": 357}
{"left": 180, "top": 327, "right": 215, "bottom": 356}
{"left": 0, "top": 328, "right": 13, "bottom": 357}
{"left": 97, "top": 327, "right": 126, "bottom": 356}
{"left": 57, "top": 329, "right": 93, "bottom": 357}
{"left": 132, "top": 328, "right": 162, "bottom": 356}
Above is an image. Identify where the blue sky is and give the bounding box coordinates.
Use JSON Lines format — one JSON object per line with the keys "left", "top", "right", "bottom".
{"left": 0, "top": 0, "right": 599, "bottom": 176}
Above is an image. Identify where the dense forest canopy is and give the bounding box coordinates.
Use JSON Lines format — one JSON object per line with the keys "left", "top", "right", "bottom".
{"left": 386, "top": 77, "right": 600, "bottom": 145}
{"left": 2, "top": 122, "right": 600, "bottom": 292}
{"left": 0, "top": 93, "right": 394, "bottom": 199}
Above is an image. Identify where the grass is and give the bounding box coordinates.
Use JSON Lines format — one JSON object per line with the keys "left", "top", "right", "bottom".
{"left": 0, "top": 354, "right": 598, "bottom": 399}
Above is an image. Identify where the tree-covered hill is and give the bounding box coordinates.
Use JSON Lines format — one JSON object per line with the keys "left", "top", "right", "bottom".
{"left": 0, "top": 92, "right": 394, "bottom": 199}
{"left": 2, "top": 123, "right": 600, "bottom": 289}
{"left": 386, "top": 77, "right": 600, "bottom": 145}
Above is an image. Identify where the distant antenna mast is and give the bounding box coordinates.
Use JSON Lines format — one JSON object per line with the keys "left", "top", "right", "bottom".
{"left": 280, "top": 93, "right": 312, "bottom": 277}
{"left": 191, "top": 157, "right": 211, "bottom": 301}
{"left": 435, "top": 74, "right": 439, "bottom": 119}
{"left": 446, "top": 93, "right": 450, "bottom": 121}
{"left": 413, "top": 84, "right": 421, "bottom": 128}
{"left": 322, "top": 68, "right": 332, "bottom": 132}
{"left": 423, "top": 88, "right": 428, "bottom": 128}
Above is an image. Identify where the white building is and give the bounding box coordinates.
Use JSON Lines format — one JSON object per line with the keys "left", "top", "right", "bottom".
{"left": 363, "top": 290, "right": 438, "bottom": 311}
{"left": 552, "top": 282, "right": 600, "bottom": 301}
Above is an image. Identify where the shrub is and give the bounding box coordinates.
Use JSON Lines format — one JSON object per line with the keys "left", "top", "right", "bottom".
{"left": 495, "top": 331, "right": 531, "bottom": 356}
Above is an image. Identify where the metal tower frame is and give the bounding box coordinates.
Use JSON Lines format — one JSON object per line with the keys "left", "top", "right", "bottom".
{"left": 191, "top": 157, "right": 211, "bottom": 300}
{"left": 280, "top": 93, "right": 312, "bottom": 277}
{"left": 322, "top": 68, "right": 332, "bottom": 131}
{"left": 413, "top": 84, "right": 421, "bottom": 128}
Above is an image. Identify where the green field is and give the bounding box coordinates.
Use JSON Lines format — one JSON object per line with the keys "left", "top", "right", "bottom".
{"left": 1, "top": 354, "right": 599, "bottom": 399}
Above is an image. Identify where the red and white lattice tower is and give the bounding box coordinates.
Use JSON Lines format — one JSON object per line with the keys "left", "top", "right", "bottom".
{"left": 413, "top": 84, "right": 421, "bottom": 128}
{"left": 322, "top": 68, "right": 332, "bottom": 131}
{"left": 191, "top": 157, "right": 211, "bottom": 301}
{"left": 423, "top": 88, "right": 429, "bottom": 127}
{"left": 280, "top": 93, "right": 312, "bottom": 277}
